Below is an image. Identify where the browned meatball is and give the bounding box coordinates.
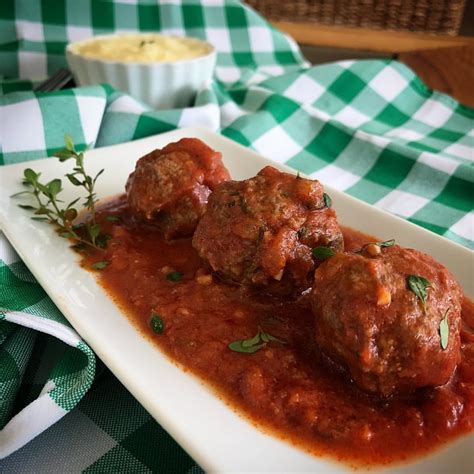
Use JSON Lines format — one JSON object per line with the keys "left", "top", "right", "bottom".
{"left": 126, "top": 138, "right": 230, "bottom": 239}
{"left": 311, "top": 244, "right": 462, "bottom": 396}
{"left": 192, "top": 166, "right": 344, "bottom": 296}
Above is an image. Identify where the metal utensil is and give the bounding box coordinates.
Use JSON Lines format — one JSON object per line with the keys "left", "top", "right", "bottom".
{"left": 34, "top": 68, "right": 74, "bottom": 92}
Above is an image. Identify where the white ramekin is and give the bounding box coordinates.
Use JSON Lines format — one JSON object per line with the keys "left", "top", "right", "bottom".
{"left": 66, "top": 33, "right": 216, "bottom": 109}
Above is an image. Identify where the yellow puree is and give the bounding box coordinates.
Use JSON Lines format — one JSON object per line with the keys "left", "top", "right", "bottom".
{"left": 74, "top": 34, "right": 211, "bottom": 62}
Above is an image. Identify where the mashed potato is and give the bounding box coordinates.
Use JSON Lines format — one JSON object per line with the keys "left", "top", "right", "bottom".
{"left": 72, "top": 34, "right": 212, "bottom": 63}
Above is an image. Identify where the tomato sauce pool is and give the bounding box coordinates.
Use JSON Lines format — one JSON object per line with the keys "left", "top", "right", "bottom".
{"left": 83, "top": 196, "right": 474, "bottom": 468}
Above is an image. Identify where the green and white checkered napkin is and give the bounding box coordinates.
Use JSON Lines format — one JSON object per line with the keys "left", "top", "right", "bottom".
{"left": 1, "top": 0, "right": 473, "bottom": 470}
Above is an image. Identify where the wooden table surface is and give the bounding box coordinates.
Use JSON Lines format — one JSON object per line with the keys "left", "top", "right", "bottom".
{"left": 275, "top": 23, "right": 474, "bottom": 108}
{"left": 398, "top": 46, "right": 474, "bottom": 107}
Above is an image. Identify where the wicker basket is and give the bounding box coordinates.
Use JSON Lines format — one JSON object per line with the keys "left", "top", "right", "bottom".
{"left": 246, "top": 0, "right": 466, "bottom": 36}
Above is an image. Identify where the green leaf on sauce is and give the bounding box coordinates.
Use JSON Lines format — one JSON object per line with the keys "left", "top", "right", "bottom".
{"left": 228, "top": 340, "right": 266, "bottom": 353}
{"left": 312, "top": 246, "right": 336, "bottom": 259}
{"left": 229, "top": 328, "right": 286, "bottom": 354}
{"left": 241, "top": 331, "right": 262, "bottom": 348}
{"left": 166, "top": 271, "right": 183, "bottom": 282}
{"left": 91, "top": 261, "right": 109, "bottom": 270}
{"left": 150, "top": 313, "right": 164, "bottom": 334}
{"left": 439, "top": 309, "right": 449, "bottom": 350}
{"left": 323, "top": 192, "right": 332, "bottom": 208}
{"left": 376, "top": 239, "right": 395, "bottom": 248}
{"left": 407, "top": 275, "right": 431, "bottom": 309}
{"left": 106, "top": 215, "right": 120, "bottom": 222}
{"left": 260, "top": 332, "right": 286, "bottom": 344}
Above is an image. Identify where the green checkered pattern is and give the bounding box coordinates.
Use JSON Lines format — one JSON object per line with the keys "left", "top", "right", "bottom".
{"left": 1, "top": 0, "right": 473, "bottom": 471}
{"left": 0, "top": 0, "right": 304, "bottom": 85}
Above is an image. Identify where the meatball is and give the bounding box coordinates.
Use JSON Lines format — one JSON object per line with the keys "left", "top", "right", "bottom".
{"left": 311, "top": 244, "right": 462, "bottom": 396}
{"left": 126, "top": 138, "right": 230, "bottom": 239}
{"left": 192, "top": 166, "right": 344, "bottom": 296}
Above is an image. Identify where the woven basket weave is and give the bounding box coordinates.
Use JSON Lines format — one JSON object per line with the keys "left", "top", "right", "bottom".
{"left": 246, "top": 0, "right": 466, "bottom": 36}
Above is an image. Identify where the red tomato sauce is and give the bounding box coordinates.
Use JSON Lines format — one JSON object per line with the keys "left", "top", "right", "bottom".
{"left": 83, "top": 196, "right": 474, "bottom": 468}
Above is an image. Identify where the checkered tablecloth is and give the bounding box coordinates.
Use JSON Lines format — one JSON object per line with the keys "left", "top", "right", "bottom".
{"left": 1, "top": 0, "right": 473, "bottom": 471}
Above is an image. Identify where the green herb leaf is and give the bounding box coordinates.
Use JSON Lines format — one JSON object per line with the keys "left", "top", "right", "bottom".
{"left": 24, "top": 168, "right": 38, "bottom": 182}
{"left": 323, "top": 192, "right": 332, "bottom": 208}
{"left": 312, "top": 246, "right": 336, "bottom": 259}
{"left": 229, "top": 328, "right": 286, "bottom": 354}
{"left": 31, "top": 216, "right": 48, "bottom": 222}
{"left": 93, "top": 169, "right": 104, "bottom": 184}
{"left": 439, "top": 309, "right": 449, "bottom": 350}
{"left": 95, "top": 234, "right": 112, "bottom": 249}
{"left": 47, "top": 179, "right": 62, "bottom": 197}
{"left": 89, "top": 223, "right": 101, "bottom": 239}
{"left": 241, "top": 332, "right": 262, "bottom": 348}
{"left": 66, "top": 174, "right": 82, "bottom": 186}
{"left": 67, "top": 197, "right": 81, "bottom": 209}
{"left": 228, "top": 340, "right": 266, "bottom": 354}
{"left": 106, "top": 215, "right": 120, "bottom": 222}
{"left": 35, "top": 207, "right": 50, "bottom": 215}
{"left": 376, "top": 239, "right": 395, "bottom": 248}
{"left": 407, "top": 275, "right": 431, "bottom": 308}
{"left": 166, "top": 271, "right": 183, "bottom": 282}
{"left": 76, "top": 152, "right": 84, "bottom": 169}
{"left": 55, "top": 149, "right": 74, "bottom": 161}
{"left": 18, "top": 204, "right": 36, "bottom": 210}
{"left": 91, "top": 261, "right": 109, "bottom": 270}
{"left": 260, "top": 331, "right": 286, "bottom": 344}
{"left": 64, "top": 133, "right": 75, "bottom": 152}
{"left": 36, "top": 182, "right": 49, "bottom": 194}
{"left": 11, "top": 190, "right": 31, "bottom": 197}
{"left": 150, "top": 313, "right": 164, "bottom": 334}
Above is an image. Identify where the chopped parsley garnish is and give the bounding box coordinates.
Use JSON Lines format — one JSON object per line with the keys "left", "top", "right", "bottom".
{"left": 229, "top": 328, "right": 286, "bottom": 354}
{"left": 91, "top": 261, "right": 109, "bottom": 270}
{"left": 375, "top": 239, "right": 395, "bottom": 248}
{"left": 407, "top": 275, "right": 431, "bottom": 310}
{"left": 312, "top": 246, "right": 336, "bottom": 259}
{"left": 166, "top": 271, "right": 183, "bottom": 282}
{"left": 150, "top": 313, "right": 164, "bottom": 334}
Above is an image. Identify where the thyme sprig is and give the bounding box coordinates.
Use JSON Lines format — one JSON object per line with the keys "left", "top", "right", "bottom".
{"left": 12, "top": 134, "right": 107, "bottom": 252}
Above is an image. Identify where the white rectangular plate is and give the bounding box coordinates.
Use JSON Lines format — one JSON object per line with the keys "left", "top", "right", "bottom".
{"left": 1, "top": 127, "right": 473, "bottom": 473}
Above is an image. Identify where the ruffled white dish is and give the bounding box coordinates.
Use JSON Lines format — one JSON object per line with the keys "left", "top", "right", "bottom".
{"left": 66, "top": 34, "right": 216, "bottom": 109}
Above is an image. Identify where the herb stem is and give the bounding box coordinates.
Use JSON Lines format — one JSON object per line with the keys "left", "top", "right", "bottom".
{"left": 12, "top": 134, "right": 107, "bottom": 252}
